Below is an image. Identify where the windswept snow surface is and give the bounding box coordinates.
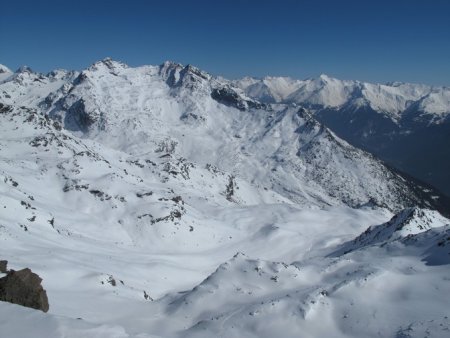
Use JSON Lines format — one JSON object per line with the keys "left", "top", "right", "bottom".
{"left": 1, "top": 59, "right": 450, "bottom": 337}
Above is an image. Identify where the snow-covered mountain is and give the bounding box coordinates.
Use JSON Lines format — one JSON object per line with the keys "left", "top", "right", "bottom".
{"left": 332, "top": 207, "right": 450, "bottom": 256}
{"left": 234, "top": 74, "right": 450, "bottom": 119}
{"left": 0, "top": 58, "right": 446, "bottom": 211}
{"left": 235, "top": 75, "right": 450, "bottom": 196}
{"left": 1, "top": 59, "right": 450, "bottom": 337}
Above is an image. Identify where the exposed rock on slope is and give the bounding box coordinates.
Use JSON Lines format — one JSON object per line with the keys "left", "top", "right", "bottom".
{"left": 0, "top": 260, "right": 7, "bottom": 273}
{"left": 0, "top": 266, "right": 49, "bottom": 312}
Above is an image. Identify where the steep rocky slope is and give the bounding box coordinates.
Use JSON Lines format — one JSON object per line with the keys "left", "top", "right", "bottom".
{"left": 235, "top": 75, "right": 450, "bottom": 196}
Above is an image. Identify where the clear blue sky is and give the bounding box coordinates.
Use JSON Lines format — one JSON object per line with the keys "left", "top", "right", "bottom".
{"left": 1, "top": 0, "right": 449, "bottom": 85}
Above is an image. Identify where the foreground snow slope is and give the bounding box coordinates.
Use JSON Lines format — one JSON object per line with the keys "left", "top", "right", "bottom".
{"left": 0, "top": 59, "right": 450, "bottom": 337}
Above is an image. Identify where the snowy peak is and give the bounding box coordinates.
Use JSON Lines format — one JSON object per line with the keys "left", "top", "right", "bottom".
{"left": 159, "top": 61, "right": 184, "bottom": 86}
{"left": 168, "top": 252, "right": 301, "bottom": 318}
{"left": 234, "top": 76, "right": 302, "bottom": 103}
{"left": 88, "top": 57, "right": 128, "bottom": 72}
{"left": 15, "top": 65, "right": 34, "bottom": 74}
{"left": 366, "top": 207, "right": 448, "bottom": 239}
{"left": 318, "top": 73, "right": 332, "bottom": 81}
{"left": 416, "top": 90, "right": 450, "bottom": 115}
{"left": 334, "top": 207, "right": 450, "bottom": 255}
{"left": 237, "top": 74, "right": 450, "bottom": 117}
{"left": 159, "top": 61, "right": 211, "bottom": 89}
{"left": 0, "top": 64, "right": 13, "bottom": 84}
{"left": 46, "top": 69, "right": 76, "bottom": 81}
{"left": 0, "top": 64, "right": 11, "bottom": 74}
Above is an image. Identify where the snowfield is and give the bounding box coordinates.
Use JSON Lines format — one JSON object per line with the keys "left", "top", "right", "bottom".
{"left": 0, "top": 59, "right": 450, "bottom": 338}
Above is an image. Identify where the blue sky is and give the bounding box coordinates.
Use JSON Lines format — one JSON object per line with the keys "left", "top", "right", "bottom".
{"left": 1, "top": 0, "right": 449, "bottom": 85}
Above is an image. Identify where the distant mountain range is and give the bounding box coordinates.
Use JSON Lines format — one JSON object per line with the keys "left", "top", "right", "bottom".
{"left": 233, "top": 74, "right": 450, "bottom": 196}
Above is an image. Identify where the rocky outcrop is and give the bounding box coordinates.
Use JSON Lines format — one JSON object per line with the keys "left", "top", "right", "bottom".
{"left": 0, "top": 267, "right": 49, "bottom": 312}
{"left": 0, "top": 260, "right": 7, "bottom": 273}
{"left": 211, "top": 86, "right": 267, "bottom": 111}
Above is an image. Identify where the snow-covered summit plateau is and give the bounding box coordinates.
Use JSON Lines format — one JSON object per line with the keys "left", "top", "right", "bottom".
{"left": 1, "top": 59, "right": 449, "bottom": 337}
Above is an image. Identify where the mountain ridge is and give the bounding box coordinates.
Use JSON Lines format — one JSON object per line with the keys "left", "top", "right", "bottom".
{"left": 0, "top": 59, "right": 448, "bottom": 213}
{"left": 232, "top": 70, "right": 450, "bottom": 196}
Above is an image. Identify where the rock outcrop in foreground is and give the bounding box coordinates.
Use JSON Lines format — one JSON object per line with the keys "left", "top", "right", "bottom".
{"left": 0, "top": 262, "right": 49, "bottom": 312}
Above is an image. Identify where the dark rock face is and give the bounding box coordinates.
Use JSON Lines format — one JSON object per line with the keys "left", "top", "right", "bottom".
{"left": 0, "top": 268, "right": 49, "bottom": 312}
{"left": 65, "top": 99, "right": 97, "bottom": 132}
{"left": 211, "top": 87, "right": 268, "bottom": 111}
{"left": 0, "top": 260, "right": 7, "bottom": 273}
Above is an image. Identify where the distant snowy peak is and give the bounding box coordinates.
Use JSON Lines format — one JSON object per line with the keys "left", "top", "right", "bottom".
{"left": 0, "top": 64, "right": 11, "bottom": 74}
{"left": 236, "top": 74, "right": 450, "bottom": 119}
{"left": 87, "top": 57, "right": 128, "bottom": 73}
{"left": 234, "top": 76, "right": 303, "bottom": 103}
{"left": 233, "top": 74, "right": 353, "bottom": 105}
{"left": 334, "top": 207, "right": 450, "bottom": 255}
{"left": 46, "top": 69, "right": 77, "bottom": 80}
{"left": 416, "top": 90, "right": 450, "bottom": 115}
{"left": 287, "top": 75, "right": 355, "bottom": 108}
{"left": 0, "top": 64, "right": 13, "bottom": 84}
{"left": 15, "top": 65, "right": 34, "bottom": 74}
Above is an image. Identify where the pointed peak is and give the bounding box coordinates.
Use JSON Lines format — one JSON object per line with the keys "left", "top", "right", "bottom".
{"left": 182, "top": 64, "right": 211, "bottom": 79}
{"left": 159, "top": 61, "right": 184, "bottom": 77}
{"left": 161, "top": 60, "right": 183, "bottom": 69}
{"left": 332, "top": 207, "right": 448, "bottom": 256}
{"left": 0, "top": 64, "right": 12, "bottom": 74}
{"left": 317, "top": 74, "right": 336, "bottom": 82}
{"left": 15, "top": 65, "right": 34, "bottom": 74}
{"left": 88, "top": 58, "right": 128, "bottom": 72}
{"left": 47, "top": 68, "right": 68, "bottom": 76}
{"left": 392, "top": 206, "right": 429, "bottom": 225}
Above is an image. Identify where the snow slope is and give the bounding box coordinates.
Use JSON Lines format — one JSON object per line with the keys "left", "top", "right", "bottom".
{"left": 1, "top": 59, "right": 450, "bottom": 337}
{"left": 234, "top": 74, "right": 450, "bottom": 196}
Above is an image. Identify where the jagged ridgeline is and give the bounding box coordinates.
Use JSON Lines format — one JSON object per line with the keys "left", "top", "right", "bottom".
{"left": 0, "top": 59, "right": 448, "bottom": 213}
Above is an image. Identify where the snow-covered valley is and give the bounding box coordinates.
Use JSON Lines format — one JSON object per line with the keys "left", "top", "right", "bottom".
{"left": 0, "top": 59, "right": 449, "bottom": 337}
